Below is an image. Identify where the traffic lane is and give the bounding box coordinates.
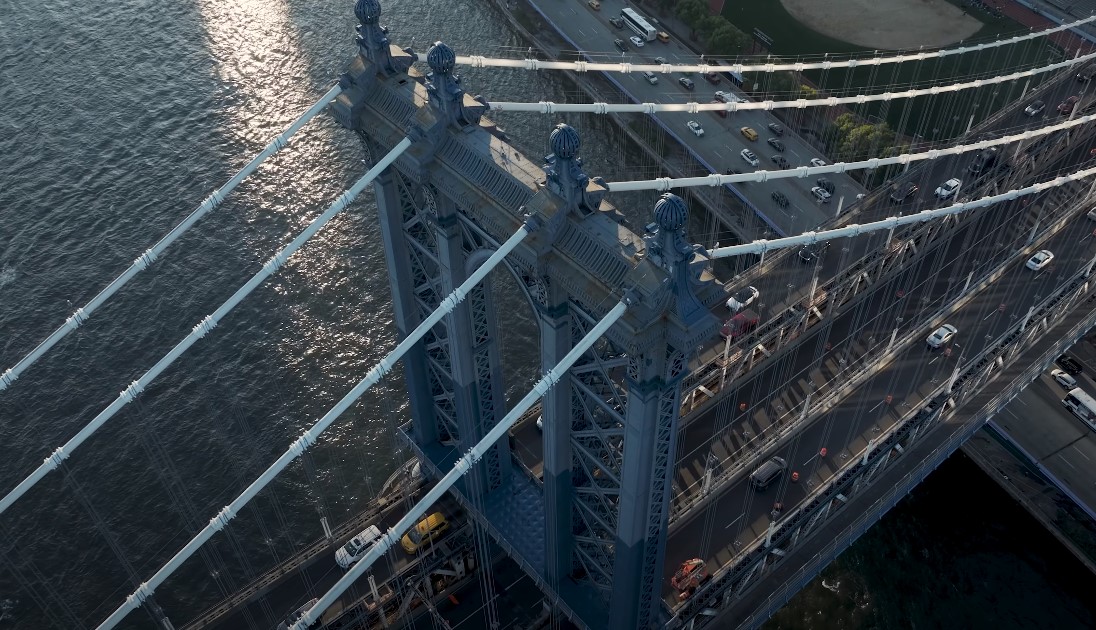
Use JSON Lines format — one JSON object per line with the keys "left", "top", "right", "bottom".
{"left": 664, "top": 349, "right": 937, "bottom": 595}
{"left": 675, "top": 194, "right": 1021, "bottom": 472}
{"left": 993, "top": 381, "right": 1086, "bottom": 461}
{"left": 210, "top": 500, "right": 457, "bottom": 630}
{"left": 667, "top": 207, "right": 1096, "bottom": 584}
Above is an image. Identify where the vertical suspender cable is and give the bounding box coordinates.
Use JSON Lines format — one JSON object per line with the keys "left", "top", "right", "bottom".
{"left": 0, "top": 135, "right": 412, "bottom": 518}
{"left": 0, "top": 84, "right": 343, "bottom": 393}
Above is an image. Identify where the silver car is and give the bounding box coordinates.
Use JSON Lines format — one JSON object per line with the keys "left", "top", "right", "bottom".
{"left": 726, "top": 286, "right": 759, "bottom": 311}
{"left": 926, "top": 324, "right": 957, "bottom": 349}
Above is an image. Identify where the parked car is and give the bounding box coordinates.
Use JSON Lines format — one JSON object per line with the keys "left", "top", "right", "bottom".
{"left": 934, "top": 178, "right": 961, "bottom": 199}
{"left": 686, "top": 120, "right": 704, "bottom": 137}
{"left": 1059, "top": 95, "right": 1080, "bottom": 114}
{"left": 704, "top": 71, "right": 721, "bottom": 84}
{"left": 767, "top": 137, "right": 786, "bottom": 151}
{"left": 401, "top": 512, "right": 450, "bottom": 553}
{"left": 336, "top": 525, "right": 383, "bottom": 569}
{"left": 810, "top": 158, "right": 827, "bottom": 167}
{"left": 889, "top": 182, "right": 918, "bottom": 203}
{"left": 810, "top": 186, "right": 831, "bottom": 203}
{"left": 609, "top": 16, "right": 624, "bottom": 28}
{"left": 1023, "top": 100, "right": 1045, "bottom": 116}
{"left": 277, "top": 599, "right": 320, "bottom": 630}
{"left": 1057, "top": 354, "right": 1084, "bottom": 375}
{"left": 968, "top": 148, "right": 998, "bottom": 175}
{"left": 768, "top": 122, "right": 784, "bottom": 136}
{"left": 720, "top": 309, "right": 760, "bottom": 339}
{"left": 771, "top": 154, "right": 789, "bottom": 169}
{"left": 613, "top": 38, "right": 627, "bottom": 52}
{"left": 740, "top": 126, "right": 758, "bottom": 141}
{"left": 926, "top": 324, "right": 957, "bottom": 349}
{"left": 772, "top": 190, "right": 789, "bottom": 208}
{"left": 816, "top": 177, "right": 835, "bottom": 195}
{"left": 1051, "top": 369, "right": 1078, "bottom": 390}
{"left": 678, "top": 77, "right": 695, "bottom": 90}
{"left": 1026, "top": 249, "right": 1054, "bottom": 271}
{"left": 726, "top": 286, "right": 759, "bottom": 311}
{"left": 629, "top": 35, "right": 645, "bottom": 48}
{"left": 740, "top": 149, "right": 759, "bottom": 166}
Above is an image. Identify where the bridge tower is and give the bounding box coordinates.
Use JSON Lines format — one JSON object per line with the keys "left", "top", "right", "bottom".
{"left": 331, "top": 1, "right": 726, "bottom": 626}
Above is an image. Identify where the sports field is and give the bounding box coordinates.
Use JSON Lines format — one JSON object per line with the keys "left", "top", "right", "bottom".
{"left": 781, "top": 0, "right": 982, "bottom": 50}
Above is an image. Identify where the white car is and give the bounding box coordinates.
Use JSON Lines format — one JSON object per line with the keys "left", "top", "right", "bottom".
{"left": 1051, "top": 369, "right": 1078, "bottom": 389}
{"left": 335, "top": 525, "right": 382, "bottom": 569}
{"left": 1026, "top": 249, "right": 1054, "bottom": 271}
{"left": 726, "top": 286, "right": 759, "bottom": 311}
{"left": 810, "top": 158, "right": 827, "bottom": 168}
{"left": 926, "top": 324, "right": 957, "bottom": 349}
{"left": 629, "top": 35, "right": 645, "bottom": 48}
{"left": 934, "top": 178, "right": 961, "bottom": 199}
{"left": 687, "top": 120, "right": 704, "bottom": 137}
{"left": 810, "top": 186, "right": 831, "bottom": 203}
{"left": 714, "top": 90, "right": 744, "bottom": 103}
{"left": 740, "top": 149, "right": 759, "bottom": 166}
{"left": 1024, "top": 100, "right": 1045, "bottom": 116}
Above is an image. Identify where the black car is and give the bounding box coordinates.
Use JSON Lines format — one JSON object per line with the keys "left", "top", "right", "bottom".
{"left": 772, "top": 191, "right": 789, "bottom": 208}
{"left": 889, "top": 182, "right": 918, "bottom": 203}
{"left": 767, "top": 138, "right": 786, "bottom": 152}
{"left": 797, "top": 242, "right": 829, "bottom": 263}
{"left": 678, "top": 77, "right": 695, "bottom": 90}
{"left": 771, "top": 155, "right": 790, "bottom": 169}
{"left": 768, "top": 122, "right": 785, "bottom": 136}
{"left": 1057, "top": 354, "right": 1084, "bottom": 376}
{"left": 968, "top": 147, "right": 998, "bottom": 175}
{"left": 816, "top": 177, "right": 835, "bottom": 195}
{"left": 609, "top": 16, "right": 624, "bottom": 28}
{"left": 614, "top": 38, "right": 628, "bottom": 52}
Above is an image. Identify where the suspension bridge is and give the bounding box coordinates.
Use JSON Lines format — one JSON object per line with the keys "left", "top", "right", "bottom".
{"left": 5, "top": 0, "right": 1096, "bottom": 628}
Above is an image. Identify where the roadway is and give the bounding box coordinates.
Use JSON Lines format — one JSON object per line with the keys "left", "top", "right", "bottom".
{"left": 660, "top": 148, "right": 1096, "bottom": 604}
{"left": 528, "top": 0, "right": 864, "bottom": 236}
{"left": 204, "top": 495, "right": 461, "bottom": 630}
{"left": 990, "top": 350, "right": 1096, "bottom": 519}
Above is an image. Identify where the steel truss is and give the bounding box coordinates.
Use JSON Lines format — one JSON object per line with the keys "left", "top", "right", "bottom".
{"left": 673, "top": 249, "right": 1096, "bottom": 630}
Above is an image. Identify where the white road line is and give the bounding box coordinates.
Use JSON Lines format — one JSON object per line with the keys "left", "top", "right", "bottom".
{"left": 1059, "top": 454, "right": 1078, "bottom": 472}
{"left": 725, "top": 513, "right": 744, "bottom": 529}
{"left": 1073, "top": 445, "right": 1090, "bottom": 461}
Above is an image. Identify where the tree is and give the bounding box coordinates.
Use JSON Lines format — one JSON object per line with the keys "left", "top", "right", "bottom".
{"left": 828, "top": 112, "right": 897, "bottom": 162}
{"left": 695, "top": 15, "right": 726, "bottom": 42}
{"left": 675, "top": 0, "right": 707, "bottom": 30}
{"left": 707, "top": 24, "right": 750, "bottom": 56}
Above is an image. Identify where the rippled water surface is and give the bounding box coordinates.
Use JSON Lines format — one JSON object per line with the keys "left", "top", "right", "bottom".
{"left": 1, "top": 1, "right": 1094, "bottom": 629}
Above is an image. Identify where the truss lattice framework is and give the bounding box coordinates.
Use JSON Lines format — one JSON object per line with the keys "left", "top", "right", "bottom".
{"left": 568, "top": 300, "right": 628, "bottom": 595}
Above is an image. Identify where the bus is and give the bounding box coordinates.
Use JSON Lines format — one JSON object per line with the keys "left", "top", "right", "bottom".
{"left": 621, "top": 8, "right": 656, "bottom": 42}
{"left": 1062, "top": 387, "right": 1096, "bottom": 429}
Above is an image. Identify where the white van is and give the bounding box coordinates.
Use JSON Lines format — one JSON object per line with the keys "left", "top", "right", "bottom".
{"left": 335, "top": 524, "right": 382, "bottom": 569}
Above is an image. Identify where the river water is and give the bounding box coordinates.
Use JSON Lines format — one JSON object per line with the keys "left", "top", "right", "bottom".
{"left": 0, "top": 1, "right": 1092, "bottom": 628}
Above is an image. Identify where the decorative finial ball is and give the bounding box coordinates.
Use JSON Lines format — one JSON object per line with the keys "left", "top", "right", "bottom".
{"left": 354, "top": 0, "right": 382, "bottom": 24}
{"left": 654, "top": 193, "right": 687, "bottom": 231}
{"left": 427, "top": 42, "right": 456, "bottom": 75}
{"left": 550, "top": 123, "right": 581, "bottom": 159}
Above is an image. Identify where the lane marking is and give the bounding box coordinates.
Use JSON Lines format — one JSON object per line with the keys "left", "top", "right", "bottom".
{"left": 1073, "top": 445, "right": 1090, "bottom": 461}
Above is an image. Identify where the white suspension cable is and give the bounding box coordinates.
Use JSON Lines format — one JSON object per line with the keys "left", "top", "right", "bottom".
{"left": 0, "top": 84, "right": 343, "bottom": 393}
{"left": 287, "top": 298, "right": 629, "bottom": 630}
{"left": 485, "top": 48, "right": 1096, "bottom": 115}
{"left": 708, "top": 163, "right": 1096, "bottom": 259}
{"left": 436, "top": 15, "right": 1096, "bottom": 75}
{"left": 0, "top": 136, "right": 412, "bottom": 519}
{"left": 606, "top": 111, "right": 1096, "bottom": 191}
{"left": 94, "top": 223, "right": 542, "bottom": 629}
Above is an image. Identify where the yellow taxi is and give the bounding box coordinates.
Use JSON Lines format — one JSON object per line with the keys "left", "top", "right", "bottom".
{"left": 739, "top": 126, "right": 759, "bottom": 141}
{"left": 401, "top": 512, "right": 450, "bottom": 553}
